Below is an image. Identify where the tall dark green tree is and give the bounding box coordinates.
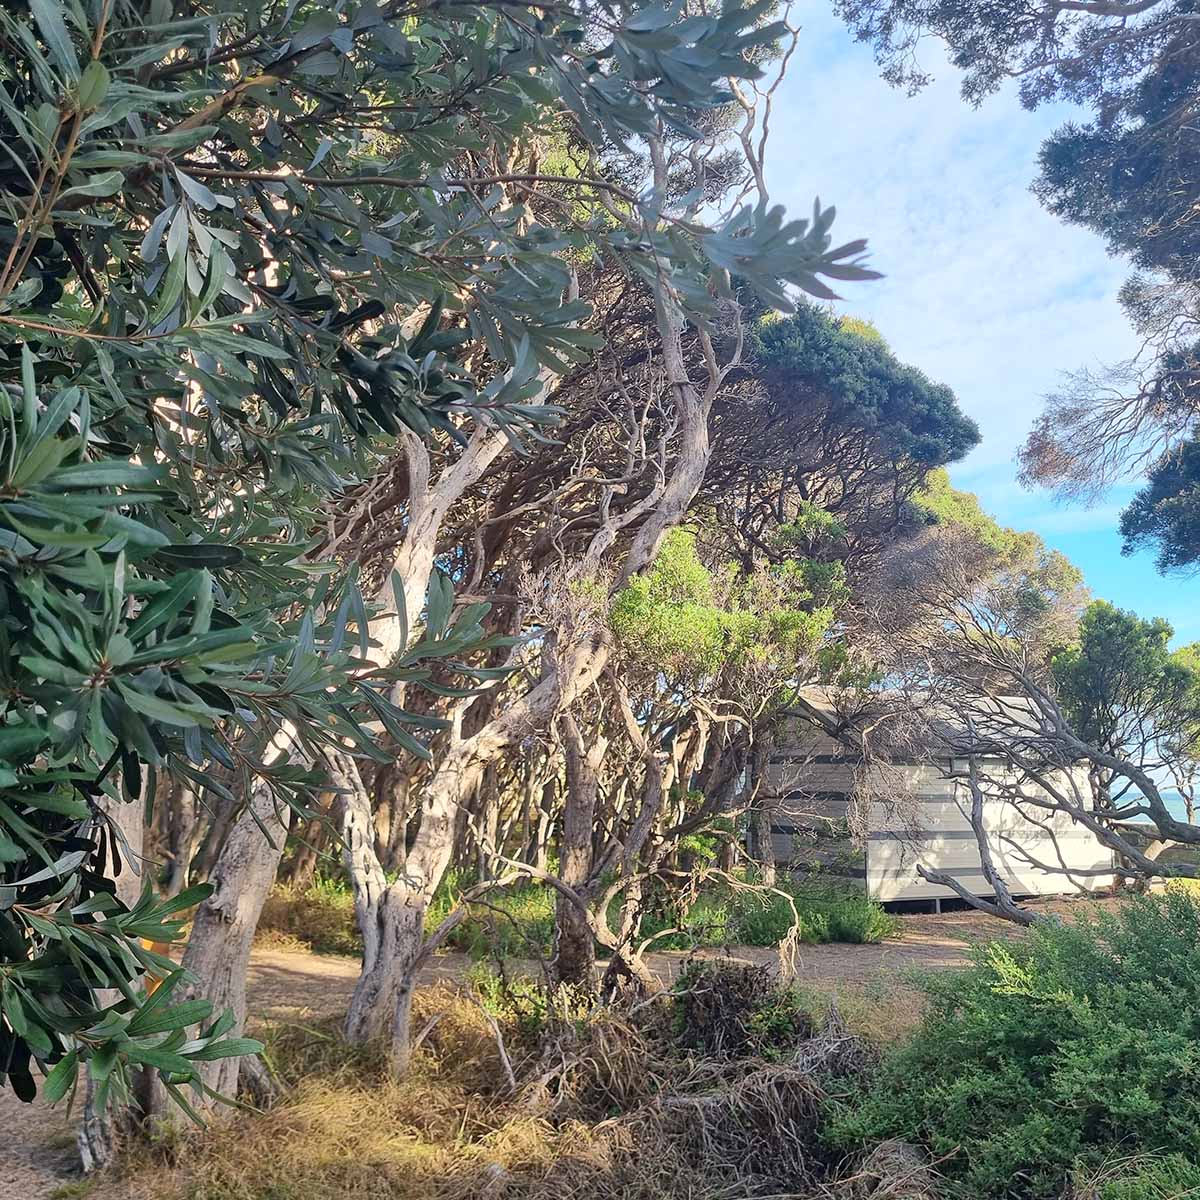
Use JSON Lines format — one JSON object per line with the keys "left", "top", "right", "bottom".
{"left": 704, "top": 303, "right": 979, "bottom": 574}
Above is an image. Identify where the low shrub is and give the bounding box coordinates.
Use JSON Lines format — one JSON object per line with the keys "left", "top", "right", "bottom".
{"left": 257, "top": 872, "right": 900, "bottom": 963}
{"left": 629, "top": 880, "right": 899, "bottom": 952}
{"left": 428, "top": 877, "right": 557, "bottom": 959}
{"left": 828, "top": 891, "right": 1200, "bottom": 1200}
{"left": 258, "top": 877, "right": 360, "bottom": 956}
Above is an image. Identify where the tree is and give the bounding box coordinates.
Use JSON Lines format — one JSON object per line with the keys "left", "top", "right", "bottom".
{"left": 703, "top": 303, "right": 979, "bottom": 579}
{"left": 1051, "top": 601, "right": 1200, "bottom": 807}
{"left": 1, "top": 0, "right": 880, "bottom": 1112}
{"left": 1118, "top": 435, "right": 1200, "bottom": 572}
{"left": 864, "top": 518, "right": 1200, "bottom": 918}
{"left": 834, "top": 0, "right": 1196, "bottom": 110}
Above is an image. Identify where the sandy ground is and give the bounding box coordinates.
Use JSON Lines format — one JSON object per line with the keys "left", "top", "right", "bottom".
{"left": 0, "top": 897, "right": 1095, "bottom": 1200}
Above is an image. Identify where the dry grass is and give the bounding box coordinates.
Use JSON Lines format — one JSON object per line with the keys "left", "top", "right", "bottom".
{"left": 103, "top": 970, "right": 910, "bottom": 1200}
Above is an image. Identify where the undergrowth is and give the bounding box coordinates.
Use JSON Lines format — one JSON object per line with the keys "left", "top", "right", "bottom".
{"left": 123, "top": 966, "right": 883, "bottom": 1200}
{"left": 827, "top": 891, "right": 1200, "bottom": 1200}
{"left": 258, "top": 871, "right": 899, "bottom": 960}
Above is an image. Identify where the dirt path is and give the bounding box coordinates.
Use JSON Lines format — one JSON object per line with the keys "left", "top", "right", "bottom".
{"left": 1, "top": 899, "right": 1088, "bottom": 1200}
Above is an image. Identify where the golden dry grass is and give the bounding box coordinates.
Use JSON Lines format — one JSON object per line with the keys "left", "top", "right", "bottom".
{"left": 101, "top": 973, "right": 912, "bottom": 1200}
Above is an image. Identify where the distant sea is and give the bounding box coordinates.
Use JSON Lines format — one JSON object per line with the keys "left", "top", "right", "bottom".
{"left": 1130, "top": 788, "right": 1192, "bottom": 823}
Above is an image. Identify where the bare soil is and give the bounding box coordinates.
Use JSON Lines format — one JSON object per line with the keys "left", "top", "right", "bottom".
{"left": 0, "top": 894, "right": 1105, "bottom": 1200}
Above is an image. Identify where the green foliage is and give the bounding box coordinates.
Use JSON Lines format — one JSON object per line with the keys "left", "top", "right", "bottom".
{"left": 910, "top": 468, "right": 1037, "bottom": 558}
{"left": 637, "top": 878, "right": 898, "bottom": 950}
{"left": 610, "top": 529, "right": 838, "bottom": 682}
{"left": 837, "top": 315, "right": 887, "bottom": 347}
{"left": 467, "top": 963, "right": 593, "bottom": 1040}
{"left": 829, "top": 892, "right": 1200, "bottom": 1200}
{"left": 0, "top": 0, "right": 876, "bottom": 1106}
{"left": 431, "top": 876, "right": 558, "bottom": 961}
{"left": 258, "top": 873, "right": 897, "bottom": 965}
{"left": 834, "top": 0, "right": 1190, "bottom": 111}
{"left": 1120, "top": 436, "right": 1200, "bottom": 575}
{"left": 1051, "top": 600, "right": 1200, "bottom": 765}
{"left": 751, "top": 304, "right": 979, "bottom": 472}
{"left": 776, "top": 499, "right": 849, "bottom": 544}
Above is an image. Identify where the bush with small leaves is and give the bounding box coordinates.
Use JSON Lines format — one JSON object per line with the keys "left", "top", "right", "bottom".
{"left": 828, "top": 892, "right": 1200, "bottom": 1200}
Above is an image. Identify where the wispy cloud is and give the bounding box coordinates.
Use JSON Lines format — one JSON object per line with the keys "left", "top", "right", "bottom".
{"left": 770, "top": 7, "right": 1137, "bottom": 468}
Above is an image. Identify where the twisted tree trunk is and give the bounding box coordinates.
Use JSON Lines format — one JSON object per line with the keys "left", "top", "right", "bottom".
{"left": 553, "top": 713, "right": 608, "bottom": 987}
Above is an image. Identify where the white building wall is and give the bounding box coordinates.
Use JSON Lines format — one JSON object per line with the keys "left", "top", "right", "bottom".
{"left": 764, "top": 722, "right": 1115, "bottom": 902}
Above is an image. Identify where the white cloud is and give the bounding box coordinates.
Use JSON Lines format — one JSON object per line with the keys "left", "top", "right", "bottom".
{"left": 768, "top": 5, "right": 1140, "bottom": 478}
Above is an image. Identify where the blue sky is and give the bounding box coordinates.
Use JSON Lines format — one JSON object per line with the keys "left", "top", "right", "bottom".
{"left": 764, "top": 4, "right": 1197, "bottom": 645}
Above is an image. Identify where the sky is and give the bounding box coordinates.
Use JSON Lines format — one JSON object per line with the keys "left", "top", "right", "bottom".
{"left": 764, "top": 4, "right": 1197, "bottom": 645}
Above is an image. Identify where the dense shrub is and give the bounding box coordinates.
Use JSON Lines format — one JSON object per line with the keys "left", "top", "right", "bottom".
{"left": 427, "top": 876, "right": 558, "bottom": 959}
{"left": 258, "top": 877, "right": 361, "bottom": 956}
{"left": 829, "top": 892, "right": 1200, "bottom": 1200}
{"left": 636, "top": 880, "right": 899, "bottom": 951}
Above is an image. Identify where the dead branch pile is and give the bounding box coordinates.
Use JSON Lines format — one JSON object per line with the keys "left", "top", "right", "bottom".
{"left": 838, "top": 1140, "right": 944, "bottom": 1200}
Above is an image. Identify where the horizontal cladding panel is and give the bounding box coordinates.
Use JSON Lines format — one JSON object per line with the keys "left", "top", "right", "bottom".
{"left": 773, "top": 796, "right": 850, "bottom": 825}
{"left": 868, "top": 837, "right": 1115, "bottom": 901}
{"left": 872, "top": 864, "right": 1115, "bottom": 902}
{"left": 869, "top": 836, "right": 1109, "bottom": 874}
{"left": 866, "top": 799, "right": 1093, "bottom": 837}
{"left": 765, "top": 764, "right": 855, "bottom": 793}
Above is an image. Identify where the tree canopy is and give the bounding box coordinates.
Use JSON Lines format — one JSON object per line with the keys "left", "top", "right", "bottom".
{"left": 0, "top": 0, "right": 881, "bottom": 1108}
{"left": 704, "top": 302, "right": 979, "bottom": 573}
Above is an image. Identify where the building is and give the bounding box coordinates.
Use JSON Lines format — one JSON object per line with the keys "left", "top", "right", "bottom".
{"left": 757, "top": 696, "right": 1116, "bottom": 908}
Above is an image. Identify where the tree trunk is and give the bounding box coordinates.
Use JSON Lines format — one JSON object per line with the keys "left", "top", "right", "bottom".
{"left": 531, "top": 776, "right": 557, "bottom": 871}
{"left": 474, "top": 764, "right": 501, "bottom": 880}
{"left": 748, "top": 734, "right": 777, "bottom": 886}
{"left": 344, "top": 882, "right": 427, "bottom": 1059}
{"left": 77, "top": 794, "right": 146, "bottom": 1172}
{"left": 553, "top": 714, "right": 607, "bottom": 988}
{"left": 162, "top": 784, "right": 201, "bottom": 897}
{"left": 280, "top": 819, "right": 323, "bottom": 889}
{"left": 172, "top": 737, "right": 297, "bottom": 1110}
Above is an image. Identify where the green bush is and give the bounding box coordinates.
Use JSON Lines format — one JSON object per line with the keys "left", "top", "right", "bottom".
{"left": 828, "top": 892, "right": 1200, "bottom": 1200}
{"left": 258, "top": 877, "right": 360, "bottom": 956}
{"left": 429, "top": 876, "right": 558, "bottom": 959}
{"left": 633, "top": 879, "right": 897, "bottom": 951}
{"left": 258, "top": 872, "right": 899, "bottom": 962}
